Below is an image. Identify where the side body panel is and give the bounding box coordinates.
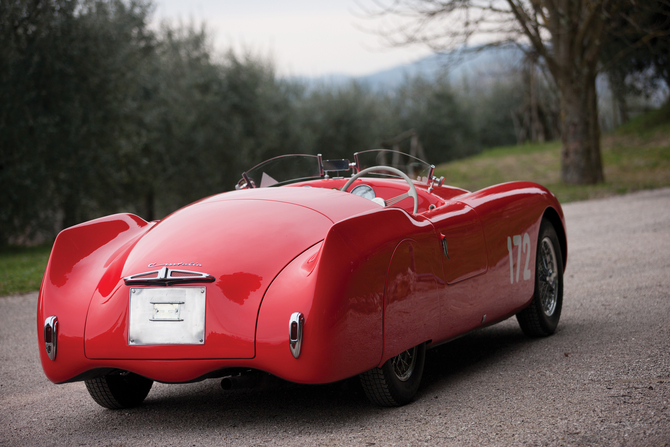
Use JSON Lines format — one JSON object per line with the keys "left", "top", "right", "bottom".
{"left": 426, "top": 201, "right": 488, "bottom": 284}
{"left": 454, "top": 182, "right": 566, "bottom": 328}
{"left": 423, "top": 201, "right": 490, "bottom": 342}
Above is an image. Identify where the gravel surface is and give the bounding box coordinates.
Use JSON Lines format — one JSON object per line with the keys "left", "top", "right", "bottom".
{"left": 1, "top": 188, "right": 669, "bottom": 446}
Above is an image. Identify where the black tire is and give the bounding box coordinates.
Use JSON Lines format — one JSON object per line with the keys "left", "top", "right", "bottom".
{"left": 516, "top": 218, "right": 564, "bottom": 337}
{"left": 359, "top": 343, "right": 426, "bottom": 407}
{"left": 85, "top": 372, "right": 153, "bottom": 409}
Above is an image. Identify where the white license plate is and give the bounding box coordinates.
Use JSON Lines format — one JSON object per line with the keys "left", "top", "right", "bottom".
{"left": 128, "top": 287, "right": 206, "bottom": 345}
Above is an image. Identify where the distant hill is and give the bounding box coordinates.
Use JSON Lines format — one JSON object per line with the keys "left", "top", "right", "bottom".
{"left": 292, "top": 46, "right": 526, "bottom": 91}
{"left": 291, "top": 46, "right": 667, "bottom": 132}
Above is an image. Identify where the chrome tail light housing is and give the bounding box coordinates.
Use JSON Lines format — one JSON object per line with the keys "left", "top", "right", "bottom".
{"left": 289, "top": 312, "right": 304, "bottom": 359}
{"left": 44, "top": 316, "right": 58, "bottom": 361}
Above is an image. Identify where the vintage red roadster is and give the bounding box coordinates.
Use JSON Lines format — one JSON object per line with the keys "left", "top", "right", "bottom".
{"left": 38, "top": 150, "right": 566, "bottom": 408}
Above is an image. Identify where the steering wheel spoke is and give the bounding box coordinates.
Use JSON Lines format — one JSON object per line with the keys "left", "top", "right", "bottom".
{"left": 386, "top": 192, "right": 410, "bottom": 206}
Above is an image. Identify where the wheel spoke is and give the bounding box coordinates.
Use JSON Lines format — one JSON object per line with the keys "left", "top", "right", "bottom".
{"left": 391, "top": 347, "right": 417, "bottom": 381}
{"left": 538, "top": 237, "right": 558, "bottom": 316}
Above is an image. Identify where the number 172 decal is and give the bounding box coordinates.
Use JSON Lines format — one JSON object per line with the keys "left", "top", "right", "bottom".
{"left": 507, "top": 233, "right": 531, "bottom": 284}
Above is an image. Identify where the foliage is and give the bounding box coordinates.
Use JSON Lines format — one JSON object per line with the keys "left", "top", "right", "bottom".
{"left": 615, "top": 101, "right": 670, "bottom": 136}
{"left": 123, "top": 26, "right": 301, "bottom": 219}
{"left": 599, "top": 1, "right": 670, "bottom": 126}
{"left": 390, "top": 76, "right": 479, "bottom": 161}
{"left": 0, "top": 1, "right": 310, "bottom": 237}
{"left": 602, "top": 2, "right": 670, "bottom": 97}
{"left": 297, "top": 82, "right": 385, "bottom": 160}
{"left": 0, "top": 0, "right": 155, "bottom": 242}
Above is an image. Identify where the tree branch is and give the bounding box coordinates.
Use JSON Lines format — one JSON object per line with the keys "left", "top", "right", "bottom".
{"left": 506, "top": 0, "right": 558, "bottom": 73}
{"left": 601, "top": 29, "right": 670, "bottom": 71}
{"left": 572, "top": 0, "right": 606, "bottom": 66}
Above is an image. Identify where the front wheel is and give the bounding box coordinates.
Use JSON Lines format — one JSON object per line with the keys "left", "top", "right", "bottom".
{"left": 359, "top": 343, "right": 426, "bottom": 407}
{"left": 85, "top": 372, "right": 153, "bottom": 409}
{"left": 516, "top": 219, "right": 564, "bottom": 337}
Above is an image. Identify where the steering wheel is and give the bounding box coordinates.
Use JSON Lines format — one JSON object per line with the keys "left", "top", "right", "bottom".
{"left": 341, "top": 166, "right": 419, "bottom": 214}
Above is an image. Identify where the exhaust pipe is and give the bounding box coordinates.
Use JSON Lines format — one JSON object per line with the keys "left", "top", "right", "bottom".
{"left": 220, "top": 371, "right": 261, "bottom": 390}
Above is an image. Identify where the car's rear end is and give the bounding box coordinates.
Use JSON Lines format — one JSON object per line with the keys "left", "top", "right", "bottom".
{"left": 37, "top": 186, "right": 387, "bottom": 407}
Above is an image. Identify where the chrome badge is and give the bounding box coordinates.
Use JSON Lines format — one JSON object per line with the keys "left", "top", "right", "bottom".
{"left": 124, "top": 266, "right": 215, "bottom": 286}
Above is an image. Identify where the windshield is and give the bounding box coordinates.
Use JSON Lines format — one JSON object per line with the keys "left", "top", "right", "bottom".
{"left": 353, "top": 150, "right": 433, "bottom": 182}
{"left": 236, "top": 150, "right": 434, "bottom": 190}
{"left": 236, "top": 154, "right": 322, "bottom": 189}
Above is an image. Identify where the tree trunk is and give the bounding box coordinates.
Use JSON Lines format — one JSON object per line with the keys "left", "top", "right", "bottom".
{"left": 61, "top": 194, "right": 80, "bottom": 230}
{"left": 529, "top": 62, "right": 545, "bottom": 143}
{"left": 609, "top": 70, "right": 629, "bottom": 126}
{"left": 557, "top": 72, "right": 604, "bottom": 185}
{"left": 144, "top": 189, "right": 155, "bottom": 222}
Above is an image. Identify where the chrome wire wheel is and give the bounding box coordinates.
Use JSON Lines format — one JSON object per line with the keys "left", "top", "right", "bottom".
{"left": 391, "top": 346, "right": 417, "bottom": 382}
{"left": 538, "top": 236, "right": 559, "bottom": 316}
{"left": 359, "top": 343, "right": 426, "bottom": 406}
{"left": 516, "top": 218, "right": 564, "bottom": 338}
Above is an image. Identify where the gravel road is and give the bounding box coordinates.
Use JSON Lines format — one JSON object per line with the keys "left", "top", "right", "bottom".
{"left": 2, "top": 188, "right": 669, "bottom": 446}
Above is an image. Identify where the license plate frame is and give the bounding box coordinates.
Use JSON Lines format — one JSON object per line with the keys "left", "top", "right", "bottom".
{"left": 128, "top": 287, "right": 206, "bottom": 345}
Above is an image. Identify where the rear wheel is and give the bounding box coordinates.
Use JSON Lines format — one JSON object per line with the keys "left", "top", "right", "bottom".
{"left": 517, "top": 219, "right": 564, "bottom": 337}
{"left": 85, "top": 372, "right": 153, "bottom": 409}
{"left": 359, "top": 343, "right": 426, "bottom": 407}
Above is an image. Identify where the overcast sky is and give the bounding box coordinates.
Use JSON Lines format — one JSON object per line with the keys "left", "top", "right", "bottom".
{"left": 152, "top": 0, "right": 433, "bottom": 77}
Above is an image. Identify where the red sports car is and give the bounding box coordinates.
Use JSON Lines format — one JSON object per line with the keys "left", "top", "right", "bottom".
{"left": 38, "top": 150, "right": 566, "bottom": 408}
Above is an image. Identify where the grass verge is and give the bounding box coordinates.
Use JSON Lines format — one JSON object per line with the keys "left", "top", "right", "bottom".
{"left": 434, "top": 109, "right": 670, "bottom": 203}
{"left": 0, "top": 245, "right": 51, "bottom": 296}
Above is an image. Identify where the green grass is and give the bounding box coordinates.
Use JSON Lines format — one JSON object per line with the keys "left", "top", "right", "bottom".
{"left": 434, "top": 112, "right": 670, "bottom": 203}
{"left": 0, "top": 245, "right": 51, "bottom": 296}
{"left": 616, "top": 101, "right": 670, "bottom": 136}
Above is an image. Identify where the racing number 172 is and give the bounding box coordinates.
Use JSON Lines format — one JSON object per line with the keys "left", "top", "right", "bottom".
{"left": 507, "top": 233, "right": 531, "bottom": 284}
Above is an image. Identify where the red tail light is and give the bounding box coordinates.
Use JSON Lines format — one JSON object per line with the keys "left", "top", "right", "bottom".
{"left": 45, "top": 325, "right": 52, "bottom": 344}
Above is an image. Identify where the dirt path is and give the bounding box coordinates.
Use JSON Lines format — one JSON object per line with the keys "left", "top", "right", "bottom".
{"left": 2, "top": 188, "right": 669, "bottom": 446}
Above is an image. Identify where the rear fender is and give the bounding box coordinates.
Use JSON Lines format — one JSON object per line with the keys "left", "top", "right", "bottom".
{"left": 542, "top": 206, "right": 568, "bottom": 270}
{"left": 315, "top": 208, "right": 440, "bottom": 377}
{"left": 381, "top": 237, "right": 443, "bottom": 365}
{"left": 37, "top": 214, "right": 152, "bottom": 383}
{"left": 256, "top": 207, "right": 439, "bottom": 384}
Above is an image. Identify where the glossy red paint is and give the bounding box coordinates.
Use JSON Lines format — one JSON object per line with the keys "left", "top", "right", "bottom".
{"left": 37, "top": 214, "right": 153, "bottom": 383}
{"left": 38, "top": 176, "right": 566, "bottom": 386}
{"left": 83, "top": 198, "right": 334, "bottom": 361}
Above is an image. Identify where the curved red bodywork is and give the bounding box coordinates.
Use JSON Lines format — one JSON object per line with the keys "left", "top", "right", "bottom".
{"left": 37, "top": 177, "right": 566, "bottom": 385}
